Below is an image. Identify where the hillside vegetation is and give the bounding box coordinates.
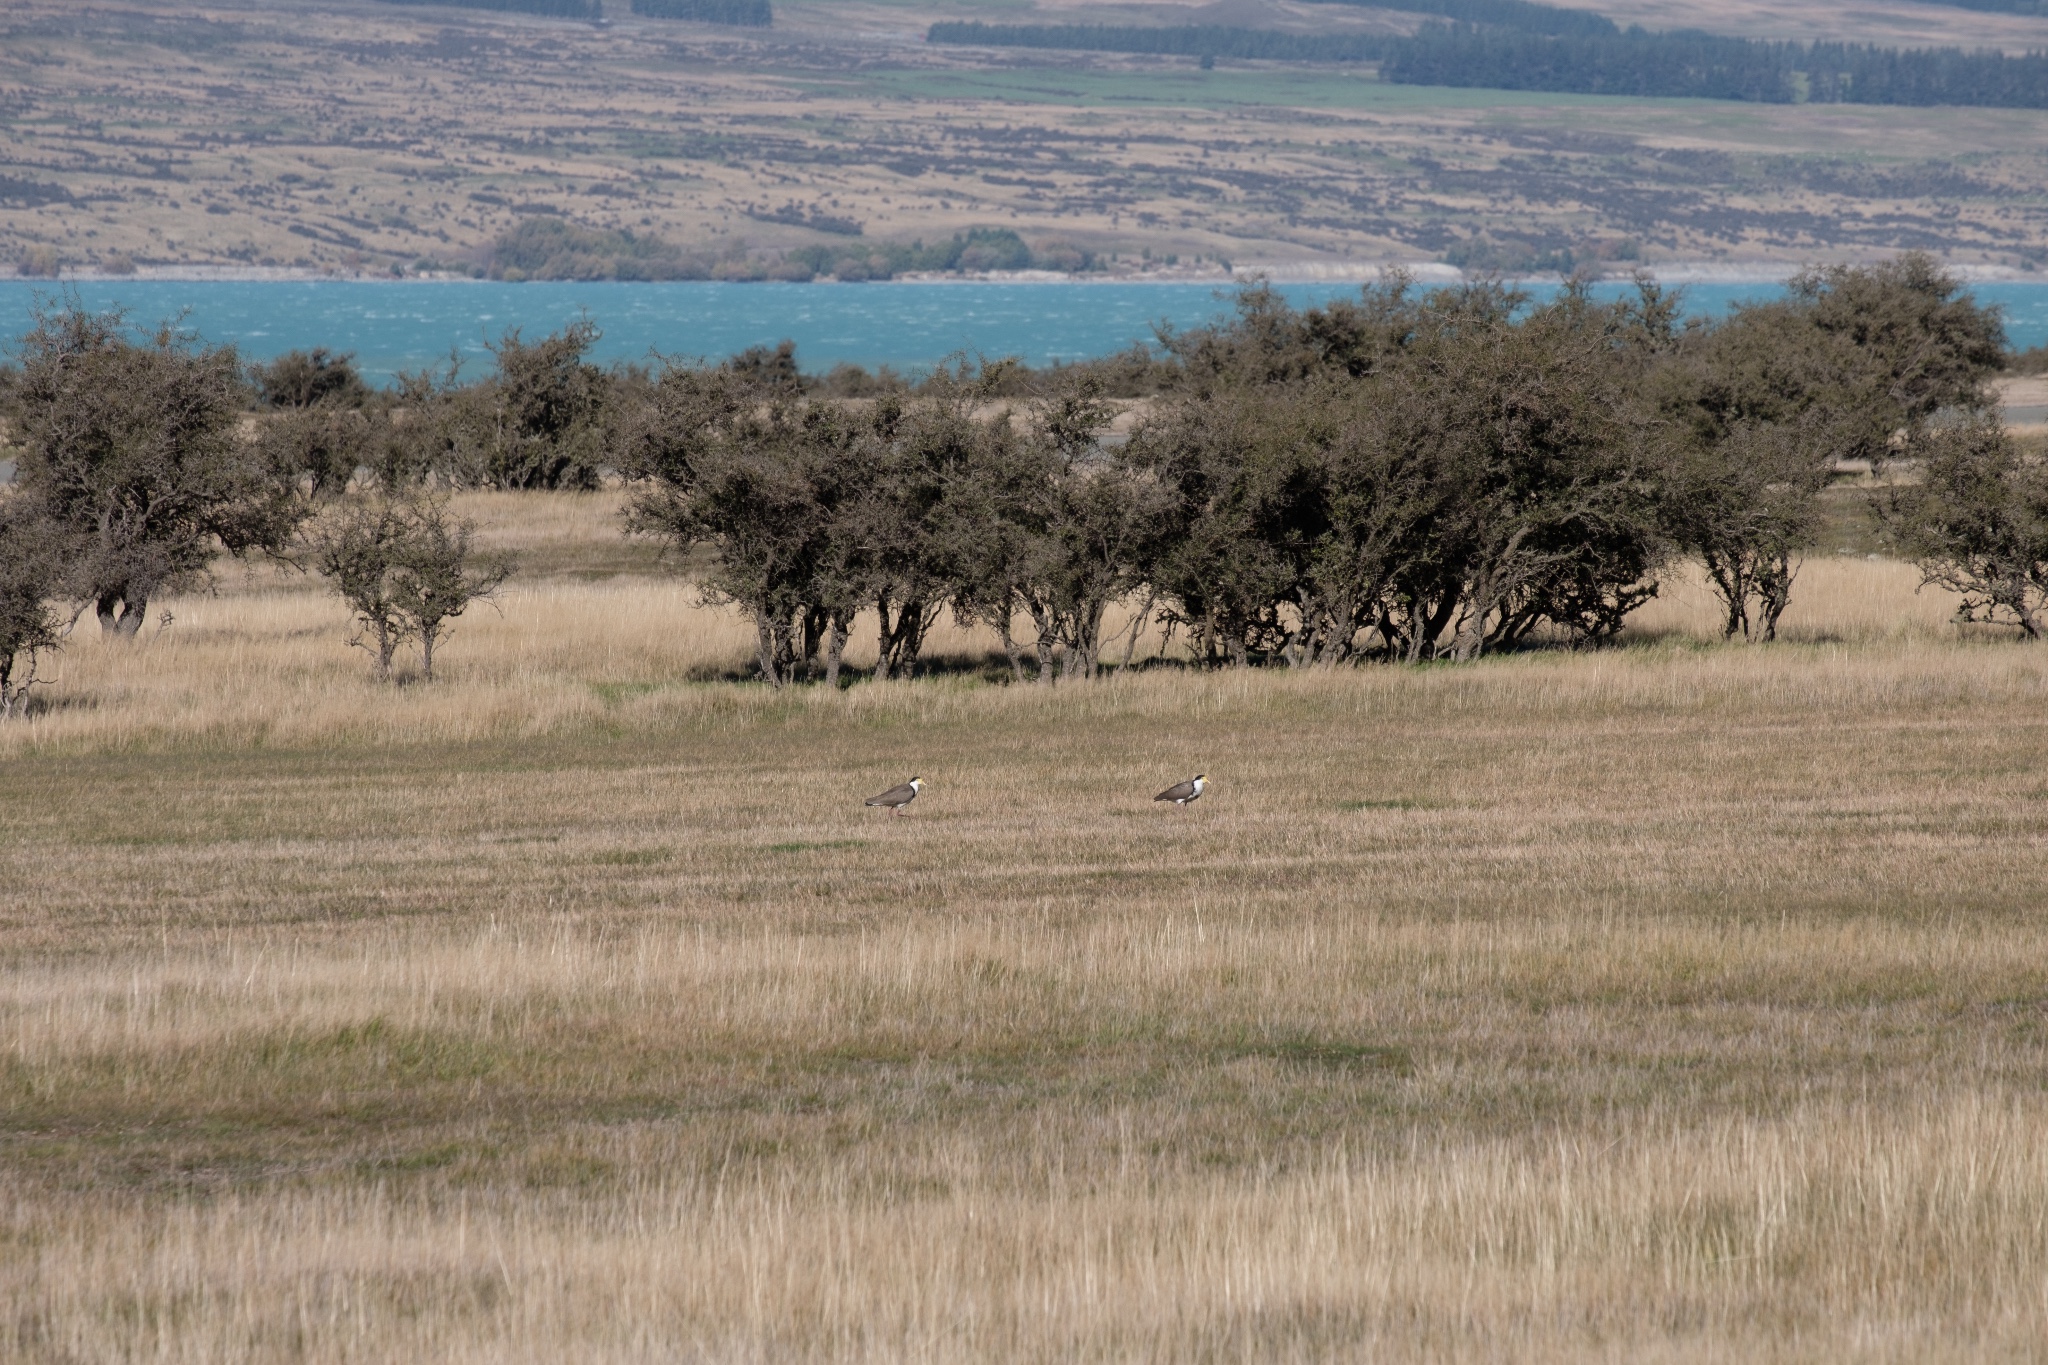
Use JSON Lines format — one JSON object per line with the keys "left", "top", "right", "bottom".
{"left": 5, "top": 0, "right": 2047, "bottom": 278}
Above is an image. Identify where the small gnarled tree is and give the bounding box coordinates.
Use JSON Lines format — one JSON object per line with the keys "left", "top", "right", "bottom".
{"left": 1654, "top": 255, "right": 2004, "bottom": 641}
{"left": 1888, "top": 418, "right": 2048, "bottom": 638}
{"left": 14, "top": 305, "right": 306, "bottom": 636}
{"left": 311, "top": 491, "right": 511, "bottom": 680}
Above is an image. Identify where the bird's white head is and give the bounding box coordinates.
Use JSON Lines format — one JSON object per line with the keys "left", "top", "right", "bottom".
{"left": 909, "top": 777, "right": 924, "bottom": 790}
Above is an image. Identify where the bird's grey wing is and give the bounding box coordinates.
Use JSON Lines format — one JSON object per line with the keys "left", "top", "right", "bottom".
{"left": 1155, "top": 781, "right": 1195, "bottom": 802}
{"left": 867, "top": 783, "right": 915, "bottom": 805}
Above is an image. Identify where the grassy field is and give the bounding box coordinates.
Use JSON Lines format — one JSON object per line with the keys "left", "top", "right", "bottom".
{"left": 803, "top": 64, "right": 1651, "bottom": 110}
{"left": 6, "top": 491, "right": 2048, "bottom": 1360}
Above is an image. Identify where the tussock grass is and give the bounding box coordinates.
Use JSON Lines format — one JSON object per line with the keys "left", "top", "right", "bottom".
{"left": 4, "top": 495, "right": 2047, "bottom": 1359}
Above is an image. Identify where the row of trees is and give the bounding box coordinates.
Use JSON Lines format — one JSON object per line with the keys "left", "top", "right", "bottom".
{"left": 1383, "top": 29, "right": 2048, "bottom": 107}
{"left": 0, "top": 255, "right": 2035, "bottom": 703}
{"left": 931, "top": 20, "right": 2048, "bottom": 109}
{"left": 609, "top": 256, "right": 2009, "bottom": 686}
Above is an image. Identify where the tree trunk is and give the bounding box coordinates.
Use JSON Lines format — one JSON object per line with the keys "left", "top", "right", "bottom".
{"left": 1116, "top": 589, "right": 1156, "bottom": 674}
{"left": 822, "top": 613, "right": 850, "bottom": 689}
{"left": 1756, "top": 586, "right": 1790, "bottom": 642}
{"left": 1752, "top": 553, "right": 1797, "bottom": 643}
{"left": 1414, "top": 591, "right": 1461, "bottom": 663}
{"left": 875, "top": 596, "right": 936, "bottom": 682}
{"left": 0, "top": 652, "right": 31, "bottom": 719}
{"left": 755, "top": 618, "right": 783, "bottom": 689}
{"left": 1312, "top": 593, "right": 1357, "bottom": 666}
{"left": 996, "top": 611, "right": 1028, "bottom": 684}
{"left": 1024, "top": 600, "right": 1057, "bottom": 684}
{"left": 1091, "top": 600, "right": 1110, "bottom": 677}
{"left": 801, "top": 606, "right": 828, "bottom": 681}
{"left": 1193, "top": 608, "right": 1217, "bottom": 668}
{"left": 97, "top": 592, "right": 146, "bottom": 638}
{"left": 1726, "top": 590, "right": 1751, "bottom": 641}
{"left": 419, "top": 627, "right": 438, "bottom": 681}
{"left": 874, "top": 594, "right": 896, "bottom": 681}
{"left": 1703, "top": 552, "right": 1749, "bottom": 640}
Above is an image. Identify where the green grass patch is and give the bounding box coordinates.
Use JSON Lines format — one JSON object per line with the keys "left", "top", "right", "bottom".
{"left": 1242, "top": 1039, "right": 1416, "bottom": 1075}
{"left": 784, "top": 65, "right": 1680, "bottom": 111}
{"left": 590, "top": 680, "right": 667, "bottom": 707}
{"left": 588, "top": 846, "right": 675, "bottom": 866}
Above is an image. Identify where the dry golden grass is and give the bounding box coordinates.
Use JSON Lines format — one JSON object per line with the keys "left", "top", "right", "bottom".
{"left": 6, "top": 492, "right": 2048, "bottom": 1360}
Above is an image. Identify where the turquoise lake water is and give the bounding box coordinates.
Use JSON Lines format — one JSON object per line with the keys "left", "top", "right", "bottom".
{"left": 5, "top": 278, "right": 2048, "bottom": 383}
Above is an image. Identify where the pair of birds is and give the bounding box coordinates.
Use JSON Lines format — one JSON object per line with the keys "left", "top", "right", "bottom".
{"left": 864, "top": 773, "right": 1207, "bottom": 816}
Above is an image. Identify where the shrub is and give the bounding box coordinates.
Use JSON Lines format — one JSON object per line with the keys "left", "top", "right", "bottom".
{"left": 310, "top": 491, "right": 513, "bottom": 679}
{"left": 1888, "top": 418, "right": 2048, "bottom": 637}
{"left": 13, "top": 306, "right": 305, "bottom": 637}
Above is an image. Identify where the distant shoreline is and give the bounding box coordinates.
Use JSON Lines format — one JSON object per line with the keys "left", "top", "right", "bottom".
{"left": 14, "top": 262, "right": 2040, "bottom": 288}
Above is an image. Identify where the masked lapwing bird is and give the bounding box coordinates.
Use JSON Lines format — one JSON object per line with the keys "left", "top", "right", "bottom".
{"left": 865, "top": 777, "right": 924, "bottom": 816}
{"left": 1154, "top": 774, "right": 1206, "bottom": 808}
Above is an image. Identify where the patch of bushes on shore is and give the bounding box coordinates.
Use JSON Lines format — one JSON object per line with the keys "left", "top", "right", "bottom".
{"left": 482, "top": 220, "right": 699, "bottom": 281}
{"left": 479, "top": 220, "right": 1097, "bottom": 282}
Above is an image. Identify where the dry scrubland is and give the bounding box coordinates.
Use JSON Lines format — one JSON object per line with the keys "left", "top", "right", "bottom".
{"left": 7, "top": 0, "right": 2048, "bottom": 277}
{"left": 8, "top": 491, "right": 2048, "bottom": 1360}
